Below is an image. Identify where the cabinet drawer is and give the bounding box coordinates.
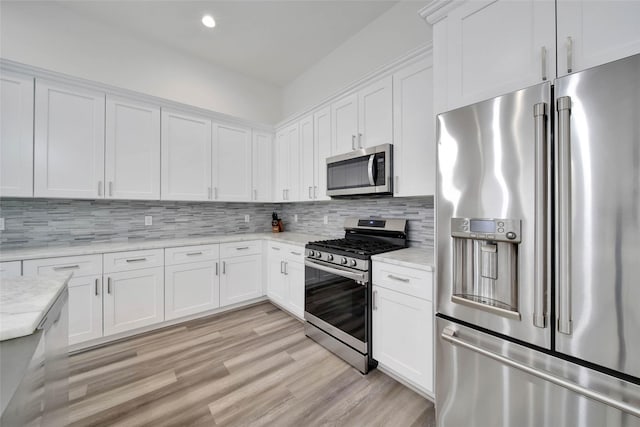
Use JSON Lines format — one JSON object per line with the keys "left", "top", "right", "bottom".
{"left": 372, "top": 262, "right": 433, "bottom": 301}
{"left": 220, "top": 240, "right": 261, "bottom": 258}
{"left": 103, "top": 249, "right": 164, "bottom": 273}
{"left": 268, "top": 242, "right": 304, "bottom": 261}
{"left": 0, "top": 261, "right": 22, "bottom": 278}
{"left": 165, "top": 244, "right": 219, "bottom": 266}
{"left": 23, "top": 255, "right": 102, "bottom": 278}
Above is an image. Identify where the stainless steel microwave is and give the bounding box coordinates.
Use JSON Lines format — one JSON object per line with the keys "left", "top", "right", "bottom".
{"left": 326, "top": 143, "right": 393, "bottom": 197}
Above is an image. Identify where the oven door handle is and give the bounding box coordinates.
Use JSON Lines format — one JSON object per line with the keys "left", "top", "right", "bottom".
{"left": 304, "top": 259, "right": 368, "bottom": 283}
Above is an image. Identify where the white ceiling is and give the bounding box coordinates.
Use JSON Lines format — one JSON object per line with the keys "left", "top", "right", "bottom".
{"left": 56, "top": 1, "right": 400, "bottom": 87}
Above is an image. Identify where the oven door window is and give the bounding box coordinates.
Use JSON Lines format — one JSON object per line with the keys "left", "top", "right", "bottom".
{"left": 304, "top": 265, "right": 366, "bottom": 343}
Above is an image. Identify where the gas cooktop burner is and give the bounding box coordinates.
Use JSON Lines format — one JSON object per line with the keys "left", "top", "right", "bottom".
{"left": 308, "top": 238, "right": 404, "bottom": 256}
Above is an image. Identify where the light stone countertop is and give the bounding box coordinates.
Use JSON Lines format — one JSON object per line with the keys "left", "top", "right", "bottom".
{"left": 0, "top": 273, "right": 71, "bottom": 341}
{"left": 371, "top": 247, "right": 435, "bottom": 271}
{"left": 0, "top": 232, "right": 330, "bottom": 263}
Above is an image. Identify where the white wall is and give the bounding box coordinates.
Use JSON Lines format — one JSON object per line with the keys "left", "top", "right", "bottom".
{"left": 282, "top": 1, "right": 431, "bottom": 119}
{"left": 0, "top": 2, "right": 282, "bottom": 125}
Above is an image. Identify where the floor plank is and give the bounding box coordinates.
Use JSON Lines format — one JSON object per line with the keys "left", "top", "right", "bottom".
{"left": 69, "top": 301, "right": 435, "bottom": 426}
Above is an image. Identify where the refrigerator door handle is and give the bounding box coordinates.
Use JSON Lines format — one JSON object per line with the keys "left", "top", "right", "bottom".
{"left": 533, "top": 102, "right": 548, "bottom": 328}
{"left": 556, "top": 96, "right": 573, "bottom": 335}
{"left": 441, "top": 327, "right": 640, "bottom": 418}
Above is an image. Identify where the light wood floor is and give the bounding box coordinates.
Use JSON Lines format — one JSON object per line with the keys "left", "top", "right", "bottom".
{"left": 68, "top": 302, "right": 435, "bottom": 426}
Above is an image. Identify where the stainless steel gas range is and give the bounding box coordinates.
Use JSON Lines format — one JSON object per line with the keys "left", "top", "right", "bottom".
{"left": 303, "top": 218, "right": 407, "bottom": 374}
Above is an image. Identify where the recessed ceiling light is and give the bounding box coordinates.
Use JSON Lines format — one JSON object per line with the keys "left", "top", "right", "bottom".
{"left": 201, "top": 14, "right": 216, "bottom": 28}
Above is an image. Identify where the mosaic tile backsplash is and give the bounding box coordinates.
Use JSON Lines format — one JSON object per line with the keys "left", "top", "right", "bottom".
{"left": 0, "top": 196, "right": 434, "bottom": 249}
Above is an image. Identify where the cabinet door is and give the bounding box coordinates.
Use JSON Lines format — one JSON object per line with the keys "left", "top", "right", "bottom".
{"left": 393, "top": 59, "right": 435, "bottom": 197}
{"left": 252, "top": 131, "right": 273, "bottom": 202}
{"left": 313, "top": 106, "right": 331, "bottom": 201}
{"left": 68, "top": 275, "right": 103, "bottom": 345}
{"left": 34, "top": 79, "right": 105, "bottom": 199}
{"left": 103, "top": 267, "right": 164, "bottom": 336}
{"left": 443, "top": 0, "right": 555, "bottom": 111}
{"left": 557, "top": 0, "right": 640, "bottom": 76}
{"left": 0, "top": 261, "right": 21, "bottom": 278}
{"left": 274, "top": 130, "right": 289, "bottom": 202}
{"left": 267, "top": 251, "right": 286, "bottom": 305}
{"left": 165, "top": 261, "right": 220, "bottom": 320}
{"left": 285, "top": 260, "right": 305, "bottom": 319}
{"left": 358, "top": 76, "right": 393, "bottom": 149}
{"left": 299, "top": 115, "right": 315, "bottom": 201}
{"left": 0, "top": 72, "right": 33, "bottom": 197}
{"left": 284, "top": 123, "right": 300, "bottom": 202}
{"left": 161, "top": 109, "right": 212, "bottom": 201}
{"left": 372, "top": 286, "right": 433, "bottom": 394}
{"left": 220, "top": 254, "right": 263, "bottom": 307}
{"left": 331, "top": 93, "right": 358, "bottom": 154}
{"left": 213, "top": 123, "right": 252, "bottom": 201}
{"left": 105, "top": 96, "right": 160, "bottom": 200}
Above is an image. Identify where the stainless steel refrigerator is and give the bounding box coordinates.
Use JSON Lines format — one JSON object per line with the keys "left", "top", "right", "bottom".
{"left": 435, "top": 53, "right": 640, "bottom": 426}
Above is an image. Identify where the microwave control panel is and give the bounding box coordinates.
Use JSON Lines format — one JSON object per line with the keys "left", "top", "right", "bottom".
{"left": 451, "top": 218, "right": 521, "bottom": 243}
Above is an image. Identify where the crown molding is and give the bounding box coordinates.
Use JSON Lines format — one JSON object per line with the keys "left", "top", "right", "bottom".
{"left": 419, "top": 0, "right": 462, "bottom": 25}
{"left": 0, "top": 58, "right": 276, "bottom": 133}
{"left": 275, "top": 42, "right": 433, "bottom": 130}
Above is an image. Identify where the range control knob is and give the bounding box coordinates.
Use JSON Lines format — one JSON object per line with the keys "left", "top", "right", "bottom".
{"left": 316, "top": 252, "right": 322, "bottom": 258}
{"left": 327, "top": 254, "right": 334, "bottom": 261}
{"left": 506, "top": 232, "right": 517, "bottom": 240}
{"left": 341, "top": 257, "right": 348, "bottom": 265}
{"left": 350, "top": 259, "right": 357, "bottom": 267}
{"left": 308, "top": 250, "right": 315, "bottom": 257}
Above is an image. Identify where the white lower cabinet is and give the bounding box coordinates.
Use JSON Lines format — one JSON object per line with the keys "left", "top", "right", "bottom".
{"left": 266, "top": 242, "right": 305, "bottom": 319}
{"left": 372, "top": 261, "right": 434, "bottom": 396}
{"left": 103, "top": 267, "right": 164, "bottom": 336}
{"left": 68, "top": 275, "right": 103, "bottom": 345}
{"left": 220, "top": 254, "right": 262, "bottom": 307}
{"left": 24, "top": 255, "right": 104, "bottom": 346}
{"left": 217, "top": 241, "right": 264, "bottom": 307}
{"left": 165, "top": 261, "right": 220, "bottom": 321}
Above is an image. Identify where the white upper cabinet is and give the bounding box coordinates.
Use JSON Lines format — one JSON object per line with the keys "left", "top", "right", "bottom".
{"left": 34, "top": 79, "right": 105, "bottom": 199}
{"left": 331, "top": 78, "right": 393, "bottom": 155}
{"left": 0, "top": 71, "right": 33, "bottom": 198}
{"left": 393, "top": 58, "right": 435, "bottom": 197}
{"left": 313, "top": 106, "right": 331, "bottom": 201}
{"left": 275, "top": 123, "right": 300, "bottom": 202}
{"left": 251, "top": 130, "right": 273, "bottom": 202}
{"left": 299, "top": 115, "right": 315, "bottom": 201}
{"left": 161, "top": 109, "right": 212, "bottom": 201}
{"left": 358, "top": 76, "right": 393, "bottom": 149}
{"left": 331, "top": 93, "right": 358, "bottom": 154}
{"left": 105, "top": 96, "right": 160, "bottom": 200}
{"left": 430, "top": 0, "right": 555, "bottom": 113}
{"left": 212, "top": 123, "right": 252, "bottom": 202}
{"left": 556, "top": 0, "right": 640, "bottom": 76}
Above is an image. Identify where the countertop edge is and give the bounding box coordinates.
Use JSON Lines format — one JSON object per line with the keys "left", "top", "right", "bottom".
{"left": 0, "top": 273, "right": 71, "bottom": 342}
{"left": 0, "top": 232, "right": 327, "bottom": 263}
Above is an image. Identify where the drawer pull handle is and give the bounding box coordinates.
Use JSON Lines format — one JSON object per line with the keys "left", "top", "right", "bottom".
{"left": 388, "top": 274, "right": 410, "bottom": 283}
{"left": 186, "top": 252, "right": 203, "bottom": 256}
{"left": 95, "top": 278, "right": 100, "bottom": 296}
{"left": 236, "top": 247, "right": 250, "bottom": 250}
{"left": 291, "top": 251, "right": 301, "bottom": 256}
{"left": 272, "top": 247, "right": 281, "bottom": 251}
{"left": 107, "top": 277, "right": 112, "bottom": 294}
{"left": 53, "top": 265, "right": 80, "bottom": 270}
{"left": 126, "top": 258, "right": 147, "bottom": 263}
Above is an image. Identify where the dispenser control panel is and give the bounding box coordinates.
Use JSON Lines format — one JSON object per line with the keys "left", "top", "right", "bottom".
{"left": 451, "top": 218, "right": 521, "bottom": 243}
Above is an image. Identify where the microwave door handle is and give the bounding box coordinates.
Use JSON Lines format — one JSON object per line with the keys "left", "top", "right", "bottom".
{"left": 367, "top": 154, "right": 375, "bottom": 186}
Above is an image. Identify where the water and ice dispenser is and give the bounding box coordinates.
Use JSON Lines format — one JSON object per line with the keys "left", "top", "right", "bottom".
{"left": 450, "top": 218, "right": 522, "bottom": 319}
